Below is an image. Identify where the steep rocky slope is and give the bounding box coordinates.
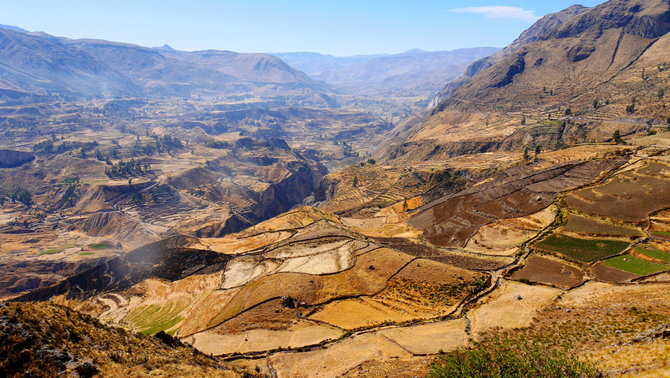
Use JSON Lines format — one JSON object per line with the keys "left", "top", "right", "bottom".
{"left": 0, "top": 301, "right": 243, "bottom": 377}
{"left": 385, "top": 0, "right": 670, "bottom": 163}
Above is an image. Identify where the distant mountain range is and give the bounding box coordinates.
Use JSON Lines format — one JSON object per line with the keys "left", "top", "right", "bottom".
{"left": 0, "top": 26, "right": 334, "bottom": 106}
{"left": 274, "top": 48, "right": 499, "bottom": 96}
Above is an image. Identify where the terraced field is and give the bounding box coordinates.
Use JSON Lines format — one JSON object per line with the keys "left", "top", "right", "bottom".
{"left": 561, "top": 214, "right": 643, "bottom": 237}
{"left": 12, "top": 141, "right": 670, "bottom": 376}
{"left": 409, "top": 158, "right": 625, "bottom": 248}
{"left": 601, "top": 244, "right": 670, "bottom": 276}
{"left": 126, "top": 300, "right": 188, "bottom": 335}
{"left": 534, "top": 233, "right": 630, "bottom": 262}
{"left": 564, "top": 161, "right": 670, "bottom": 223}
{"left": 509, "top": 255, "right": 585, "bottom": 289}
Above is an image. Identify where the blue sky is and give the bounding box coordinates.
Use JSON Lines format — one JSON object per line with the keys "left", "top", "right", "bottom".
{"left": 3, "top": 0, "right": 603, "bottom": 56}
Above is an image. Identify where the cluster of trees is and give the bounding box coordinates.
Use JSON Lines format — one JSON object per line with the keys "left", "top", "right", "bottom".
{"left": 0, "top": 187, "right": 33, "bottom": 207}
{"left": 33, "top": 139, "right": 99, "bottom": 155}
{"left": 523, "top": 145, "right": 542, "bottom": 162}
{"left": 58, "top": 177, "right": 80, "bottom": 207}
{"left": 131, "top": 135, "right": 183, "bottom": 157}
{"left": 104, "top": 159, "right": 151, "bottom": 178}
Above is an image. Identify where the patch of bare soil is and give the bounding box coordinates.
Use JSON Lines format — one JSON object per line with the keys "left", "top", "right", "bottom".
{"left": 509, "top": 255, "right": 586, "bottom": 289}
{"left": 564, "top": 161, "right": 670, "bottom": 223}
{"left": 591, "top": 262, "right": 640, "bottom": 283}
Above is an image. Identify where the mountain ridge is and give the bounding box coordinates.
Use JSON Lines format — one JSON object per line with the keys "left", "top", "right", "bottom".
{"left": 384, "top": 0, "right": 670, "bottom": 163}
{"left": 0, "top": 27, "right": 334, "bottom": 105}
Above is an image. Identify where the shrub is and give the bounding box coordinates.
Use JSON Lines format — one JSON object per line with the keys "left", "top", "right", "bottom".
{"left": 428, "top": 337, "right": 597, "bottom": 378}
{"left": 626, "top": 104, "right": 636, "bottom": 114}
{"left": 10, "top": 188, "right": 33, "bottom": 207}
{"left": 613, "top": 130, "right": 625, "bottom": 145}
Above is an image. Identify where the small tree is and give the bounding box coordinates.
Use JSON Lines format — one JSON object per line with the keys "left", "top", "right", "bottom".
{"left": 521, "top": 116, "right": 526, "bottom": 125}
{"left": 593, "top": 99, "right": 599, "bottom": 109}
{"left": 613, "top": 129, "right": 625, "bottom": 144}
{"left": 534, "top": 145, "right": 542, "bottom": 162}
{"left": 626, "top": 103, "right": 636, "bottom": 114}
{"left": 11, "top": 188, "right": 33, "bottom": 207}
{"left": 659, "top": 88, "right": 666, "bottom": 100}
{"left": 565, "top": 107, "right": 572, "bottom": 116}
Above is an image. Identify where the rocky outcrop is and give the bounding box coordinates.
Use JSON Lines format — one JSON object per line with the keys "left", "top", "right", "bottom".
{"left": 13, "top": 236, "right": 232, "bottom": 302}
{"left": 386, "top": 139, "right": 502, "bottom": 163}
{"left": 490, "top": 52, "right": 526, "bottom": 88}
{"left": 251, "top": 161, "right": 324, "bottom": 220}
{"left": 0, "top": 149, "right": 34, "bottom": 168}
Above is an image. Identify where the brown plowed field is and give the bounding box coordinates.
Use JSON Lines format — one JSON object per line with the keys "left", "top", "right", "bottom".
{"left": 410, "top": 159, "right": 624, "bottom": 248}
{"left": 591, "top": 262, "right": 639, "bottom": 283}
{"left": 509, "top": 255, "right": 585, "bottom": 289}
{"left": 564, "top": 162, "right": 670, "bottom": 222}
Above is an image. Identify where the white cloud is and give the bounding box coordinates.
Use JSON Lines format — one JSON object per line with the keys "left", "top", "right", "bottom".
{"left": 450, "top": 6, "right": 539, "bottom": 21}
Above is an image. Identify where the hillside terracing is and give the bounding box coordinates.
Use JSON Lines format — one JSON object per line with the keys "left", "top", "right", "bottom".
{"left": 11, "top": 132, "right": 670, "bottom": 376}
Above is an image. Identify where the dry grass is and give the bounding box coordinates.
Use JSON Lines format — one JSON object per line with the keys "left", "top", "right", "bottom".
{"left": 0, "top": 302, "right": 242, "bottom": 377}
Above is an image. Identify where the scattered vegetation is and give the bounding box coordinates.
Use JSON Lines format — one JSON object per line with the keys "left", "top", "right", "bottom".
{"left": 380, "top": 276, "right": 486, "bottom": 308}
{"left": 105, "top": 159, "right": 151, "bottom": 178}
{"left": 32, "top": 139, "right": 98, "bottom": 155}
{"left": 0, "top": 302, "right": 233, "bottom": 377}
{"left": 132, "top": 135, "right": 183, "bottom": 156}
{"left": 9, "top": 187, "right": 33, "bottom": 207}
{"left": 429, "top": 337, "right": 597, "bottom": 378}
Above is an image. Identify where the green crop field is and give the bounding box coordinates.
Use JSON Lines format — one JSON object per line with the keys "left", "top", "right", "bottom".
{"left": 605, "top": 255, "right": 670, "bottom": 276}
{"left": 651, "top": 230, "right": 670, "bottom": 239}
{"left": 535, "top": 233, "right": 630, "bottom": 262}
{"left": 37, "top": 245, "right": 73, "bottom": 255}
{"left": 635, "top": 245, "right": 670, "bottom": 263}
{"left": 126, "top": 301, "right": 187, "bottom": 336}
{"left": 88, "top": 242, "right": 113, "bottom": 250}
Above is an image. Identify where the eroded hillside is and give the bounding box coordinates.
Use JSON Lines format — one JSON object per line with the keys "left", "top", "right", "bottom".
{"left": 384, "top": 0, "right": 670, "bottom": 163}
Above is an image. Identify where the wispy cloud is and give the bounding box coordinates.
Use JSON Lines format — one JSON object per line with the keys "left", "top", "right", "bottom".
{"left": 450, "top": 6, "right": 539, "bottom": 21}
